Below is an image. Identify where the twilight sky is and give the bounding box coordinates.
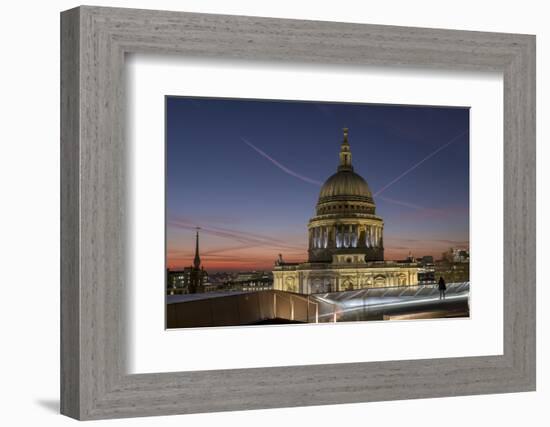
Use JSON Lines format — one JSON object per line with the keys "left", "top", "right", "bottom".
{"left": 166, "top": 96, "right": 469, "bottom": 272}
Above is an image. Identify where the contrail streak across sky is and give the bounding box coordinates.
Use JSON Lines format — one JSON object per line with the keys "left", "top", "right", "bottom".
{"left": 373, "top": 129, "right": 468, "bottom": 196}
{"left": 376, "top": 195, "right": 424, "bottom": 210}
{"left": 242, "top": 133, "right": 466, "bottom": 211}
{"left": 169, "top": 217, "right": 305, "bottom": 252}
{"left": 242, "top": 137, "right": 323, "bottom": 186}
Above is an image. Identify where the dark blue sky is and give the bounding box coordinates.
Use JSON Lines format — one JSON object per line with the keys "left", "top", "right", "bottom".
{"left": 166, "top": 96, "right": 469, "bottom": 271}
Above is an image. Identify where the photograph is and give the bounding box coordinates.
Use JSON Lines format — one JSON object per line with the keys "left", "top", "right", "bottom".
{"left": 1, "top": 0, "right": 538, "bottom": 423}
{"left": 165, "top": 97, "right": 470, "bottom": 328}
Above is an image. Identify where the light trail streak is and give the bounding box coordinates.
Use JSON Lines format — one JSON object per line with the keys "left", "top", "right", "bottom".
{"left": 312, "top": 283, "right": 470, "bottom": 315}
{"left": 316, "top": 293, "right": 469, "bottom": 319}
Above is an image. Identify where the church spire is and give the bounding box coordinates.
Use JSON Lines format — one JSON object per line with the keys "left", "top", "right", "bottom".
{"left": 338, "top": 127, "right": 353, "bottom": 171}
{"left": 193, "top": 228, "right": 201, "bottom": 269}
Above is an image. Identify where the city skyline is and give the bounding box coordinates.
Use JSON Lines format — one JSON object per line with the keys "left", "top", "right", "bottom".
{"left": 166, "top": 97, "right": 469, "bottom": 272}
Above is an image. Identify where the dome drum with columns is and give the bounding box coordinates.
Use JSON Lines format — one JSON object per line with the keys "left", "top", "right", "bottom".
{"left": 273, "top": 128, "right": 418, "bottom": 295}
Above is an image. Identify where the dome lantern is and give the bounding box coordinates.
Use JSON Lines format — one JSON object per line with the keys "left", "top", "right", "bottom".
{"left": 317, "top": 128, "right": 374, "bottom": 207}
{"left": 338, "top": 127, "right": 353, "bottom": 171}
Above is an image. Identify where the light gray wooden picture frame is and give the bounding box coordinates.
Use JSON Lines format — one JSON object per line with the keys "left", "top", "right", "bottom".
{"left": 60, "top": 5, "right": 536, "bottom": 421}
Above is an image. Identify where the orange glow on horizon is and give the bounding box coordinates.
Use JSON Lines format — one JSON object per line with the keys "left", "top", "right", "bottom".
{"left": 167, "top": 243, "right": 469, "bottom": 272}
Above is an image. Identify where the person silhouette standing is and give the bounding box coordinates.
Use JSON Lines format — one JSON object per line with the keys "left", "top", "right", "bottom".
{"left": 438, "top": 276, "right": 447, "bottom": 300}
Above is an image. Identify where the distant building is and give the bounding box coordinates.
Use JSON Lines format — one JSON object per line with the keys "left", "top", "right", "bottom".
{"left": 167, "top": 268, "right": 192, "bottom": 294}
{"left": 405, "top": 251, "right": 416, "bottom": 263}
{"left": 226, "top": 271, "right": 273, "bottom": 292}
{"left": 436, "top": 249, "right": 470, "bottom": 282}
{"left": 166, "top": 229, "right": 208, "bottom": 295}
{"left": 202, "top": 282, "right": 219, "bottom": 293}
{"left": 442, "top": 248, "right": 470, "bottom": 263}
{"left": 435, "top": 259, "right": 469, "bottom": 283}
{"left": 273, "top": 129, "right": 419, "bottom": 294}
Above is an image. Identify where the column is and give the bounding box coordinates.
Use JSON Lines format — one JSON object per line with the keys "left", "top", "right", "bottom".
{"left": 330, "top": 225, "right": 336, "bottom": 248}
{"left": 314, "top": 227, "right": 318, "bottom": 248}
{"left": 368, "top": 227, "right": 372, "bottom": 248}
{"left": 367, "top": 225, "right": 372, "bottom": 248}
{"left": 343, "top": 225, "right": 348, "bottom": 248}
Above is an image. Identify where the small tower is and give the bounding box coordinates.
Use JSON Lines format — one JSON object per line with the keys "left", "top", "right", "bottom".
{"left": 193, "top": 228, "right": 201, "bottom": 269}
{"left": 189, "top": 227, "right": 206, "bottom": 293}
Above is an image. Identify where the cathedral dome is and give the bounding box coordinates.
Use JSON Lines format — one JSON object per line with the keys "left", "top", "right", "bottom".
{"left": 319, "top": 170, "right": 373, "bottom": 202}
{"left": 316, "top": 128, "right": 374, "bottom": 205}
{"left": 308, "top": 128, "right": 384, "bottom": 264}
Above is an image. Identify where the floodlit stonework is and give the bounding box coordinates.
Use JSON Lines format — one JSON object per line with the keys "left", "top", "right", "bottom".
{"left": 273, "top": 128, "right": 419, "bottom": 294}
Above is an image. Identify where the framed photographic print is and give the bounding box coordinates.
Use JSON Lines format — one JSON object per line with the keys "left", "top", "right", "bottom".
{"left": 164, "top": 97, "right": 471, "bottom": 329}
{"left": 61, "top": 6, "right": 536, "bottom": 420}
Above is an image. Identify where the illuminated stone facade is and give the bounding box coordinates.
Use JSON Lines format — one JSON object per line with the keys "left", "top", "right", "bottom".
{"left": 273, "top": 128, "right": 419, "bottom": 294}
